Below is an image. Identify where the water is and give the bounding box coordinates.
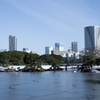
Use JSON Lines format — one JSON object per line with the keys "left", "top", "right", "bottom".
{"left": 0, "top": 70, "right": 100, "bottom": 100}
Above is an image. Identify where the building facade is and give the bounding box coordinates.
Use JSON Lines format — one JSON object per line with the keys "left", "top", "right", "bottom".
{"left": 85, "top": 26, "right": 100, "bottom": 55}
{"left": 55, "top": 43, "right": 64, "bottom": 51}
{"left": 23, "top": 48, "right": 30, "bottom": 53}
{"left": 71, "top": 42, "right": 78, "bottom": 52}
{"left": 45, "top": 47, "right": 53, "bottom": 54}
{"left": 52, "top": 50, "right": 83, "bottom": 60}
{"left": 23, "top": 48, "right": 38, "bottom": 54}
{"left": 9, "top": 35, "right": 17, "bottom": 51}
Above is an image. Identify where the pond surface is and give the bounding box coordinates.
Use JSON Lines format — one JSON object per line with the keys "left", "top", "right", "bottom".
{"left": 0, "top": 70, "right": 100, "bottom": 100}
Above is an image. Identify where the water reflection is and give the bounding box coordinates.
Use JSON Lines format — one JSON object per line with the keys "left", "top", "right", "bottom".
{"left": 85, "top": 79, "right": 100, "bottom": 84}
{"left": 0, "top": 71, "right": 100, "bottom": 100}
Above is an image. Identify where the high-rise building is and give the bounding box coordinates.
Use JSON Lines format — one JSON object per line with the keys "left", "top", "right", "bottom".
{"left": 45, "top": 47, "right": 53, "bottom": 54}
{"left": 84, "top": 26, "right": 100, "bottom": 55}
{"left": 55, "top": 43, "right": 64, "bottom": 51}
{"left": 9, "top": 35, "right": 17, "bottom": 51}
{"left": 71, "top": 42, "right": 78, "bottom": 52}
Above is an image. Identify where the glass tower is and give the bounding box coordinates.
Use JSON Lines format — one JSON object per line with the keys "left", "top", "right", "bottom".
{"left": 71, "top": 42, "right": 78, "bottom": 52}
{"left": 84, "top": 26, "right": 100, "bottom": 54}
{"left": 9, "top": 35, "right": 17, "bottom": 51}
{"left": 45, "top": 47, "right": 53, "bottom": 54}
{"left": 55, "top": 43, "right": 64, "bottom": 51}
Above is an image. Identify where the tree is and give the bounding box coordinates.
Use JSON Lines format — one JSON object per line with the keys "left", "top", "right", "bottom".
{"left": 40, "top": 54, "right": 63, "bottom": 68}
{"left": 96, "top": 58, "right": 100, "bottom": 66}
{"left": 93, "top": 48, "right": 100, "bottom": 58}
{"left": 69, "top": 59, "right": 77, "bottom": 63}
{"left": 83, "top": 55, "right": 96, "bottom": 68}
{"left": 0, "top": 51, "right": 26, "bottom": 65}
{"left": 24, "top": 53, "right": 40, "bottom": 67}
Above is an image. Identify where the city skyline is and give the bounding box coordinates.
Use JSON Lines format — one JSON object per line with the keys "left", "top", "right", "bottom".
{"left": 1, "top": 0, "right": 100, "bottom": 55}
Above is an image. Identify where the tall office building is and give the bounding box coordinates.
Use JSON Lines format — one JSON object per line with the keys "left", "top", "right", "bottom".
{"left": 71, "top": 42, "right": 78, "bottom": 52}
{"left": 84, "top": 26, "right": 100, "bottom": 55}
{"left": 9, "top": 35, "right": 17, "bottom": 51}
{"left": 45, "top": 47, "right": 53, "bottom": 54}
{"left": 55, "top": 43, "right": 64, "bottom": 51}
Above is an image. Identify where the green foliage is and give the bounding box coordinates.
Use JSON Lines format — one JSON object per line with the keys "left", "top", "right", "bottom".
{"left": 0, "top": 51, "right": 63, "bottom": 68}
{"left": 0, "top": 51, "right": 25, "bottom": 66}
{"left": 40, "top": 54, "right": 63, "bottom": 67}
{"left": 1, "top": 51, "right": 100, "bottom": 69}
{"left": 35, "top": 59, "right": 42, "bottom": 68}
{"left": 96, "top": 58, "right": 100, "bottom": 66}
{"left": 83, "top": 55, "right": 96, "bottom": 67}
{"left": 64, "top": 59, "right": 69, "bottom": 63}
{"left": 24, "top": 53, "right": 40, "bottom": 67}
{"left": 69, "top": 59, "right": 77, "bottom": 63}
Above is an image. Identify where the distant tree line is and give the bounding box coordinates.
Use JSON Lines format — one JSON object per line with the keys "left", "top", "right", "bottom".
{"left": 0, "top": 51, "right": 63, "bottom": 68}
{"left": 0, "top": 51, "right": 100, "bottom": 68}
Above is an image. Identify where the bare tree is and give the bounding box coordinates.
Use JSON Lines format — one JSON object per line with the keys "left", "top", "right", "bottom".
{"left": 93, "top": 48, "right": 100, "bottom": 58}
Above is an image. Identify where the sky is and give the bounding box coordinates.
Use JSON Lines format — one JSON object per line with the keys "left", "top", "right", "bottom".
{"left": 0, "top": 0, "right": 100, "bottom": 55}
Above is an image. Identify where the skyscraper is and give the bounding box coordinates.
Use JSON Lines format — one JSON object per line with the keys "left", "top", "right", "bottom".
{"left": 55, "top": 43, "right": 64, "bottom": 51}
{"left": 71, "top": 42, "right": 78, "bottom": 52}
{"left": 9, "top": 35, "right": 17, "bottom": 51}
{"left": 45, "top": 47, "right": 53, "bottom": 54}
{"left": 84, "top": 26, "right": 100, "bottom": 55}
